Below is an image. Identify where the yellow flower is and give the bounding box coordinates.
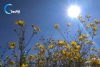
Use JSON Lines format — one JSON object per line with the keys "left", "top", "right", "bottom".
{"left": 38, "top": 45, "right": 45, "bottom": 49}
{"left": 9, "top": 42, "right": 16, "bottom": 49}
{"left": 68, "top": 53, "right": 73, "bottom": 59}
{"left": 74, "top": 57, "right": 78, "bottom": 60}
{"left": 70, "top": 58, "right": 73, "bottom": 60}
{"left": 85, "top": 34, "right": 89, "bottom": 38}
{"left": 48, "top": 45, "right": 51, "bottom": 48}
{"left": 98, "top": 61, "right": 100, "bottom": 65}
{"left": 61, "top": 50, "right": 66, "bottom": 55}
{"left": 6, "top": 56, "right": 9, "bottom": 59}
{"left": 21, "top": 64, "right": 28, "bottom": 67}
{"left": 94, "top": 19, "right": 98, "bottom": 24}
{"left": 91, "top": 41, "right": 94, "bottom": 45}
{"left": 71, "top": 41, "right": 76, "bottom": 46}
{"left": 93, "top": 32, "right": 97, "bottom": 35}
{"left": 86, "top": 25, "right": 90, "bottom": 28}
{"left": 81, "top": 19, "right": 85, "bottom": 23}
{"left": 86, "top": 15, "right": 91, "bottom": 18}
{"left": 98, "top": 20, "right": 100, "bottom": 24}
{"left": 67, "top": 22, "right": 71, "bottom": 26}
{"left": 54, "top": 52, "right": 59, "bottom": 56}
{"left": 91, "top": 58, "right": 98, "bottom": 65}
{"left": 15, "top": 20, "right": 24, "bottom": 26}
{"left": 58, "top": 40, "right": 65, "bottom": 46}
{"left": 76, "top": 45, "right": 81, "bottom": 50}
{"left": 0, "top": 62, "right": 2, "bottom": 66}
{"left": 91, "top": 48, "right": 95, "bottom": 50}
{"left": 22, "top": 55, "right": 26, "bottom": 59}
{"left": 76, "top": 53, "right": 81, "bottom": 58}
{"left": 14, "top": 54, "right": 18, "bottom": 57}
{"left": 79, "top": 35, "right": 84, "bottom": 41}
{"left": 90, "top": 23, "right": 94, "bottom": 26}
{"left": 74, "top": 50, "right": 80, "bottom": 53}
{"left": 31, "top": 24, "right": 34, "bottom": 27}
{"left": 92, "top": 26, "right": 98, "bottom": 31}
{"left": 37, "top": 27, "right": 40, "bottom": 31}
{"left": 48, "top": 45, "right": 54, "bottom": 49}
{"left": 77, "top": 15, "right": 82, "bottom": 19}
{"left": 34, "top": 27, "right": 37, "bottom": 31}
{"left": 9, "top": 61, "right": 15, "bottom": 65}
{"left": 86, "top": 40, "right": 90, "bottom": 44}
{"left": 52, "top": 58, "right": 57, "bottom": 62}
{"left": 60, "top": 56, "right": 65, "bottom": 60}
{"left": 54, "top": 24, "right": 59, "bottom": 29}
{"left": 86, "top": 58, "right": 90, "bottom": 61}
{"left": 40, "top": 48, "right": 46, "bottom": 53}
{"left": 19, "top": 20, "right": 24, "bottom": 25}
{"left": 39, "top": 61, "right": 44, "bottom": 66}
{"left": 82, "top": 34, "right": 85, "bottom": 37}
{"left": 35, "top": 43, "right": 40, "bottom": 46}
{"left": 64, "top": 44, "right": 70, "bottom": 49}
{"left": 28, "top": 54, "right": 35, "bottom": 60}
{"left": 90, "top": 54, "right": 95, "bottom": 58}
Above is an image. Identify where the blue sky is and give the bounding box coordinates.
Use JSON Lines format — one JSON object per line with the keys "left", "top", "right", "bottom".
{"left": 0, "top": 0, "right": 100, "bottom": 56}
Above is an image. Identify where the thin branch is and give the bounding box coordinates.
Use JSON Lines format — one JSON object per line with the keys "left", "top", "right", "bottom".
{"left": 58, "top": 29, "right": 67, "bottom": 42}
{"left": 24, "top": 33, "right": 34, "bottom": 49}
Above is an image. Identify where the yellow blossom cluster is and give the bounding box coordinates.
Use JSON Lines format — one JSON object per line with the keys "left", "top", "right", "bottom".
{"left": 31, "top": 24, "right": 41, "bottom": 31}
{"left": 2, "top": 15, "right": 100, "bottom": 67}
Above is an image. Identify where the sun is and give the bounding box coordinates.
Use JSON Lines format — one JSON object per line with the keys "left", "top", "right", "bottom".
{"left": 68, "top": 5, "right": 81, "bottom": 18}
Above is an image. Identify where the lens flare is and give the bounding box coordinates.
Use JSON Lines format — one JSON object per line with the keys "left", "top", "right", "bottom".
{"left": 68, "top": 6, "right": 81, "bottom": 18}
